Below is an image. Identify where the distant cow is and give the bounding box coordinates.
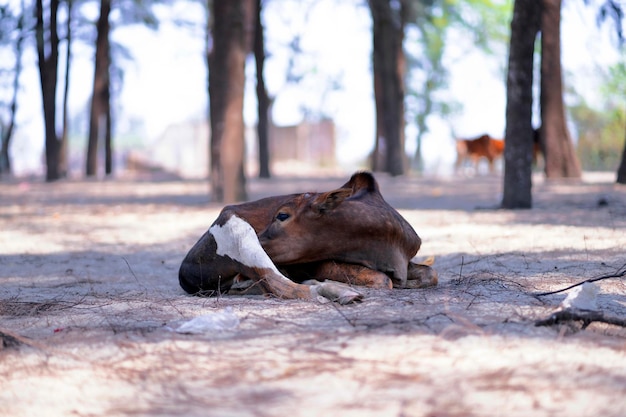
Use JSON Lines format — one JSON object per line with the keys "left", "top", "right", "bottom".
{"left": 179, "top": 172, "right": 437, "bottom": 304}
{"left": 455, "top": 134, "right": 505, "bottom": 174}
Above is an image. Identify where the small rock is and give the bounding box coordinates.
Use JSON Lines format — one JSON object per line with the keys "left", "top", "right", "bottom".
{"left": 561, "top": 282, "right": 599, "bottom": 311}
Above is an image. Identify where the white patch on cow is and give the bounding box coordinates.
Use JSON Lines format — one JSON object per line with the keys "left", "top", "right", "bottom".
{"left": 210, "top": 215, "right": 282, "bottom": 275}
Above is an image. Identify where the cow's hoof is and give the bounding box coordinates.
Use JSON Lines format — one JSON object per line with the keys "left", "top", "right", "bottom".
{"left": 401, "top": 263, "right": 438, "bottom": 289}
{"left": 310, "top": 281, "right": 363, "bottom": 304}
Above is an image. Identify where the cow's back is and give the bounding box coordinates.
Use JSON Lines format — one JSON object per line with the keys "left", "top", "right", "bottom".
{"left": 258, "top": 172, "right": 421, "bottom": 286}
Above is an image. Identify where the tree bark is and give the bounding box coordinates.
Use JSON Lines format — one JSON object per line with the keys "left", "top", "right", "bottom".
{"left": 254, "top": 0, "right": 270, "bottom": 179}
{"left": 412, "top": 92, "right": 432, "bottom": 172}
{"left": 59, "top": 0, "right": 73, "bottom": 178}
{"left": 617, "top": 127, "right": 626, "bottom": 184}
{"left": 86, "top": 0, "right": 111, "bottom": 177}
{"left": 208, "top": 0, "right": 253, "bottom": 203}
{"left": 0, "top": 2, "right": 26, "bottom": 177}
{"left": 36, "top": 0, "right": 61, "bottom": 182}
{"left": 540, "top": 0, "right": 581, "bottom": 179}
{"left": 369, "top": 0, "right": 406, "bottom": 176}
{"left": 501, "top": 0, "right": 541, "bottom": 209}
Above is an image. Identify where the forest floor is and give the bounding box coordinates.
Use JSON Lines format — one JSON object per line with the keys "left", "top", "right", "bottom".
{"left": 1, "top": 170, "right": 626, "bottom": 417}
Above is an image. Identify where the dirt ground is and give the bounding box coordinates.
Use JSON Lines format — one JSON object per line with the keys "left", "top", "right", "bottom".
{"left": 1, "top": 170, "right": 626, "bottom": 417}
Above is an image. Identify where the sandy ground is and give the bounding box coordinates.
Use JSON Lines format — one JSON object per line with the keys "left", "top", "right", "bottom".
{"left": 1, "top": 170, "right": 626, "bottom": 417}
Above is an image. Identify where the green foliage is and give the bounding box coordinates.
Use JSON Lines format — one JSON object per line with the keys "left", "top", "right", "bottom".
{"left": 404, "top": 0, "right": 513, "bottom": 168}
{"left": 461, "top": 0, "right": 512, "bottom": 50}
{"left": 114, "top": 0, "right": 162, "bottom": 30}
{"left": 602, "top": 61, "right": 626, "bottom": 99}
{"left": 571, "top": 62, "right": 626, "bottom": 171}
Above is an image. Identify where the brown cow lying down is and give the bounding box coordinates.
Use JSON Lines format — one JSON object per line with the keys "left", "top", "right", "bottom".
{"left": 179, "top": 172, "right": 437, "bottom": 304}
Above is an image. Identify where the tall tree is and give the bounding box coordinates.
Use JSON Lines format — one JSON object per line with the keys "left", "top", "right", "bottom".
{"left": 501, "top": 0, "right": 541, "bottom": 209}
{"left": 539, "top": 0, "right": 581, "bottom": 179}
{"left": 59, "top": 0, "right": 73, "bottom": 177}
{"left": 593, "top": 0, "right": 626, "bottom": 183}
{"left": 369, "top": 0, "right": 406, "bottom": 176}
{"left": 85, "top": 0, "right": 159, "bottom": 178}
{"left": 254, "top": 0, "right": 271, "bottom": 179}
{"left": 618, "top": 129, "right": 626, "bottom": 183}
{"left": 607, "top": 60, "right": 626, "bottom": 184}
{"left": 613, "top": 79, "right": 626, "bottom": 184}
{"left": 86, "top": 0, "right": 111, "bottom": 177}
{"left": 0, "top": 1, "right": 27, "bottom": 177}
{"left": 208, "top": 0, "right": 254, "bottom": 202}
{"left": 405, "top": 1, "right": 449, "bottom": 172}
{"left": 36, "top": 0, "right": 62, "bottom": 181}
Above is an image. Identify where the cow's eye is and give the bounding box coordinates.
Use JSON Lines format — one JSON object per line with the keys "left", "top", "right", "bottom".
{"left": 276, "top": 212, "right": 290, "bottom": 222}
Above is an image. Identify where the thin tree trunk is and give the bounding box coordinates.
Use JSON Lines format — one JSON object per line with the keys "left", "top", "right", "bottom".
{"left": 36, "top": 0, "right": 61, "bottom": 182}
{"left": 104, "top": 97, "right": 112, "bottom": 175}
{"left": 59, "top": 0, "right": 72, "bottom": 178}
{"left": 372, "top": 72, "right": 384, "bottom": 171}
{"left": 501, "top": 0, "right": 541, "bottom": 209}
{"left": 254, "top": 0, "right": 270, "bottom": 179}
{"left": 0, "top": 1, "right": 26, "bottom": 177}
{"left": 617, "top": 127, "right": 626, "bottom": 184}
{"left": 369, "top": 0, "right": 406, "bottom": 176}
{"left": 540, "top": 0, "right": 581, "bottom": 179}
{"left": 412, "top": 94, "right": 432, "bottom": 172}
{"left": 204, "top": 0, "right": 212, "bottom": 179}
{"left": 209, "top": 0, "right": 253, "bottom": 203}
{"left": 86, "top": 0, "right": 111, "bottom": 177}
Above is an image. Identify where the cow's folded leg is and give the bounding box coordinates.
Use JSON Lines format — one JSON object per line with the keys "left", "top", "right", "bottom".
{"left": 311, "top": 261, "right": 393, "bottom": 289}
{"left": 237, "top": 269, "right": 360, "bottom": 304}
{"left": 210, "top": 214, "right": 362, "bottom": 303}
{"left": 302, "top": 280, "right": 363, "bottom": 304}
{"left": 397, "top": 262, "right": 438, "bottom": 289}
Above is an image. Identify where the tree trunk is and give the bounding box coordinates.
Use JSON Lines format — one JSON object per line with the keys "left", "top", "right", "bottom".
{"left": 208, "top": 0, "right": 253, "bottom": 203}
{"left": 36, "top": 0, "right": 61, "bottom": 182}
{"left": 59, "top": 0, "right": 73, "bottom": 178}
{"left": 0, "top": 1, "right": 26, "bottom": 178}
{"left": 617, "top": 127, "right": 626, "bottom": 184}
{"left": 104, "top": 88, "right": 112, "bottom": 175}
{"left": 254, "top": 0, "right": 271, "bottom": 179}
{"left": 86, "top": 0, "right": 111, "bottom": 177}
{"left": 540, "top": 0, "right": 581, "bottom": 179}
{"left": 501, "top": 0, "right": 541, "bottom": 209}
{"left": 369, "top": 0, "right": 406, "bottom": 176}
{"left": 412, "top": 93, "right": 431, "bottom": 172}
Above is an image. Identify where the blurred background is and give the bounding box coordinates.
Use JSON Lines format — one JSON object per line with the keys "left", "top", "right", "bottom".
{"left": 0, "top": 0, "right": 623, "bottom": 182}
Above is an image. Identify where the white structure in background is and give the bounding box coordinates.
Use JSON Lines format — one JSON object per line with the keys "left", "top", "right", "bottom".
{"left": 126, "top": 118, "right": 336, "bottom": 179}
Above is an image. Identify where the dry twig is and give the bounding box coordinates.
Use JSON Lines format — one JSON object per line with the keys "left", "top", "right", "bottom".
{"left": 535, "top": 263, "right": 626, "bottom": 296}
{"left": 535, "top": 308, "right": 626, "bottom": 329}
{"left": 0, "top": 328, "right": 38, "bottom": 350}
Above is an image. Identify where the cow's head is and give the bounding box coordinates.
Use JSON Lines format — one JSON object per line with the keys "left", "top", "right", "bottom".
{"left": 258, "top": 172, "right": 421, "bottom": 283}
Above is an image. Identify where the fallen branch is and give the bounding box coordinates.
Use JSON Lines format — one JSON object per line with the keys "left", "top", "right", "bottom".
{"left": 535, "top": 263, "right": 626, "bottom": 297}
{"left": 535, "top": 308, "right": 626, "bottom": 329}
{"left": 0, "top": 329, "right": 37, "bottom": 350}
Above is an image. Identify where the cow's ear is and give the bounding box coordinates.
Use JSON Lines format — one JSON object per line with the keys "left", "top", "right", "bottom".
{"left": 342, "top": 171, "right": 379, "bottom": 194}
{"left": 312, "top": 188, "right": 352, "bottom": 214}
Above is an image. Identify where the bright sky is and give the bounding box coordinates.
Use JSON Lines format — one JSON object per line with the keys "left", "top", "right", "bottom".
{"left": 6, "top": 0, "right": 622, "bottom": 177}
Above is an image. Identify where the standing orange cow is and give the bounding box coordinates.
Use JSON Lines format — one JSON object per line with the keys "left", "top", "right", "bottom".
{"left": 454, "top": 134, "right": 505, "bottom": 174}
